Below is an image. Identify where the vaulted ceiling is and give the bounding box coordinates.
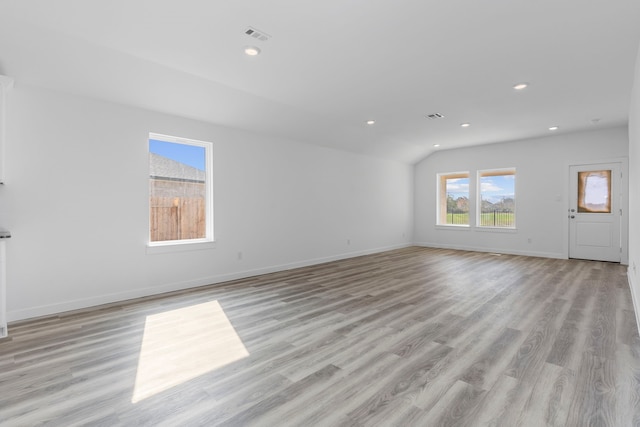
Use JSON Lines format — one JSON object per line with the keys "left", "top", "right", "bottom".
{"left": 1, "top": 0, "right": 639, "bottom": 163}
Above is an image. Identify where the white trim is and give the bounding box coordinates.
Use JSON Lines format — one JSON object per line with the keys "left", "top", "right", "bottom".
{"left": 415, "top": 241, "right": 564, "bottom": 259}
{"left": 149, "top": 132, "right": 211, "bottom": 148}
{"left": 435, "top": 224, "right": 471, "bottom": 230}
{"left": 0, "top": 241, "right": 7, "bottom": 338}
{"left": 148, "top": 133, "right": 215, "bottom": 245}
{"left": 476, "top": 167, "right": 516, "bottom": 230}
{"left": 474, "top": 226, "right": 517, "bottom": 233}
{"left": 146, "top": 240, "right": 216, "bottom": 254}
{"left": 628, "top": 269, "right": 640, "bottom": 337}
{"left": 7, "top": 243, "right": 412, "bottom": 322}
{"left": 0, "top": 75, "right": 15, "bottom": 184}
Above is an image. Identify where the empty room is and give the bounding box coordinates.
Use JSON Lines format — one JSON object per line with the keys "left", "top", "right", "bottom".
{"left": 1, "top": 1, "right": 640, "bottom": 426}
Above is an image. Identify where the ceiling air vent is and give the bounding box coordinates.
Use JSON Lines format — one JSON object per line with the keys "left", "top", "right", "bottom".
{"left": 426, "top": 113, "right": 445, "bottom": 120}
{"left": 245, "top": 27, "right": 271, "bottom": 42}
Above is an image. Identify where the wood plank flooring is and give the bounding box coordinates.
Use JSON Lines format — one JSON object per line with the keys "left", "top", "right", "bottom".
{"left": 1, "top": 247, "right": 639, "bottom": 426}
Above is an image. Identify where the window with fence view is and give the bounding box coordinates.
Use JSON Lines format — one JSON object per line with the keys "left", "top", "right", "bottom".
{"left": 438, "top": 172, "right": 470, "bottom": 226}
{"left": 478, "top": 168, "right": 515, "bottom": 228}
{"left": 149, "top": 134, "right": 213, "bottom": 244}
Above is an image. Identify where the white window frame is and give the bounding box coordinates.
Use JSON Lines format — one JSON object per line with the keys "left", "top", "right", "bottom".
{"left": 147, "top": 133, "right": 214, "bottom": 252}
{"left": 476, "top": 168, "right": 516, "bottom": 229}
{"left": 436, "top": 171, "right": 470, "bottom": 227}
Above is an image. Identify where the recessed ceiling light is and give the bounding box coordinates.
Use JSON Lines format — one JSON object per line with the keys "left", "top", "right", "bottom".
{"left": 433, "top": 144, "right": 441, "bottom": 148}
{"left": 244, "top": 46, "right": 261, "bottom": 56}
{"left": 460, "top": 123, "right": 470, "bottom": 128}
{"left": 366, "top": 120, "right": 375, "bottom": 125}
{"left": 513, "top": 83, "right": 529, "bottom": 90}
{"left": 549, "top": 126, "right": 559, "bottom": 131}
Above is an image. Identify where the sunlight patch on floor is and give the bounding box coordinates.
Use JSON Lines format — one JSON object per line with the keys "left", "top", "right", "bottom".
{"left": 132, "top": 300, "right": 249, "bottom": 403}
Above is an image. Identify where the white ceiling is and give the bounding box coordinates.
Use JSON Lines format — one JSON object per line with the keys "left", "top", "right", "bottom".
{"left": 1, "top": 0, "right": 639, "bottom": 164}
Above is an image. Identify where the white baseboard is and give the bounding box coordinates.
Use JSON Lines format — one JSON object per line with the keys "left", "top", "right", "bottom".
{"left": 628, "top": 269, "right": 640, "bottom": 337}
{"left": 8, "top": 243, "right": 411, "bottom": 322}
{"left": 414, "top": 242, "right": 565, "bottom": 260}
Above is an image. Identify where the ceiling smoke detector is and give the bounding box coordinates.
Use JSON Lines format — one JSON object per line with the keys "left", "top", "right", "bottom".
{"left": 426, "top": 113, "right": 445, "bottom": 120}
{"left": 245, "top": 27, "right": 271, "bottom": 42}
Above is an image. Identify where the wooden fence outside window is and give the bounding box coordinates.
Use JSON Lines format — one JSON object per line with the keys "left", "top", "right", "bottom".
{"left": 150, "top": 196, "right": 206, "bottom": 241}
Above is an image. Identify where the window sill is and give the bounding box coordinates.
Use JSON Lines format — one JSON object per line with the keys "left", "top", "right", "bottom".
{"left": 475, "top": 227, "right": 517, "bottom": 233}
{"left": 146, "top": 239, "right": 216, "bottom": 254}
{"left": 435, "top": 224, "right": 471, "bottom": 230}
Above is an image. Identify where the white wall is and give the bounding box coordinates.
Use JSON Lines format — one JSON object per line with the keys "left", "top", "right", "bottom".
{"left": 628, "top": 44, "right": 640, "bottom": 331}
{"left": 414, "top": 126, "right": 629, "bottom": 260}
{"left": 0, "top": 84, "right": 413, "bottom": 321}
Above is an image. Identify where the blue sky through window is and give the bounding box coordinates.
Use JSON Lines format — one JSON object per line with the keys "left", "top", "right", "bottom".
{"left": 446, "top": 178, "right": 469, "bottom": 199}
{"left": 149, "top": 139, "right": 205, "bottom": 171}
{"left": 480, "top": 175, "right": 515, "bottom": 203}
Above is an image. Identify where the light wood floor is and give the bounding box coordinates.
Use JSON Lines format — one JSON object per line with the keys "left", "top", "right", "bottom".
{"left": 1, "top": 247, "right": 639, "bottom": 426}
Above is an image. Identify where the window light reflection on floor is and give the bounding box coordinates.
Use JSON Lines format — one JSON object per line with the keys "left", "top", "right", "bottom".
{"left": 132, "top": 300, "right": 249, "bottom": 403}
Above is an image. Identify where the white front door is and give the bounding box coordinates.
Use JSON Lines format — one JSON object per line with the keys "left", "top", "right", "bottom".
{"left": 569, "top": 163, "right": 621, "bottom": 262}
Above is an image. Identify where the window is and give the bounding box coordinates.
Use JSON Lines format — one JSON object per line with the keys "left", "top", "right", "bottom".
{"left": 478, "top": 168, "right": 515, "bottom": 228}
{"left": 148, "top": 133, "right": 213, "bottom": 245}
{"left": 577, "top": 170, "right": 611, "bottom": 213}
{"left": 437, "top": 172, "right": 470, "bottom": 226}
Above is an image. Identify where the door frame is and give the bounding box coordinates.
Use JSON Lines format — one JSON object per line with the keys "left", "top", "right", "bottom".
{"left": 565, "top": 157, "right": 628, "bottom": 264}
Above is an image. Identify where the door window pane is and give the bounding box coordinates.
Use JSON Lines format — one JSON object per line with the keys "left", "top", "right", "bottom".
{"left": 577, "top": 170, "right": 611, "bottom": 213}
